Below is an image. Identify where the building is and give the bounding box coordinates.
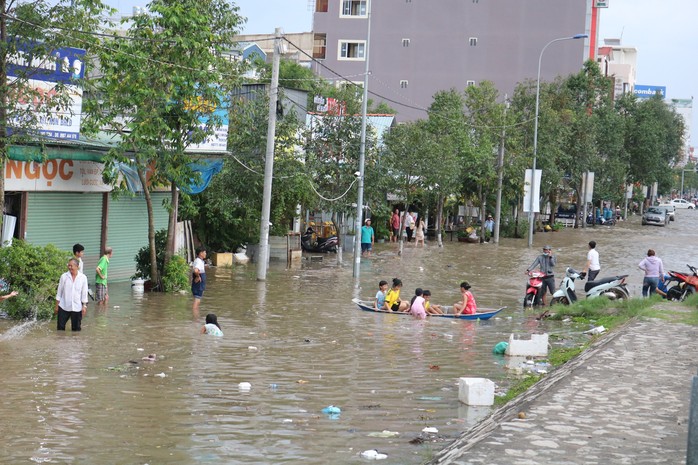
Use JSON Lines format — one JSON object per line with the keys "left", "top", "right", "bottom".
{"left": 312, "top": 0, "right": 595, "bottom": 121}
{"left": 597, "top": 38, "right": 638, "bottom": 100}
{"left": 236, "top": 32, "right": 315, "bottom": 68}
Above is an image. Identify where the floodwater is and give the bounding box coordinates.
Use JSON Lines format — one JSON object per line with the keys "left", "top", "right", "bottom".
{"left": 1, "top": 211, "right": 697, "bottom": 464}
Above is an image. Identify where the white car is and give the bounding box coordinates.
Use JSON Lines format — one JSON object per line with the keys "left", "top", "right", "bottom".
{"left": 660, "top": 199, "right": 695, "bottom": 210}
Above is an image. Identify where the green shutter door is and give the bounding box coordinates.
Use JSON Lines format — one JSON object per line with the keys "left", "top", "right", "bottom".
{"left": 25, "top": 192, "right": 103, "bottom": 271}
{"left": 106, "top": 192, "right": 169, "bottom": 281}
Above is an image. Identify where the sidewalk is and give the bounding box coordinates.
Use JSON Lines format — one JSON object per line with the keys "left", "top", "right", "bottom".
{"left": 429, "top": 308, "right": 697, "bottom": 464}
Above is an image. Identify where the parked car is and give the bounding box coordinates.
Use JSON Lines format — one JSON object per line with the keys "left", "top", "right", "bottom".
{"left": 660, "top": 198, "right": 695, "bottom": 210}
{"left": 642, "top": 206, "right": 669, "bottom": 226}
{"left": 658, "top": 205, "right": 675, "bottom": 221}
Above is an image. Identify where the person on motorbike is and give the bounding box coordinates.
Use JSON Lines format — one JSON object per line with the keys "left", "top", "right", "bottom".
{"left": 527, "top": 245, "right": 557, "bottom": 304}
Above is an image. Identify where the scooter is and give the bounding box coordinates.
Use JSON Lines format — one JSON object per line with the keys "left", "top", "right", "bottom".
{"left": 665, "top": 264, "right": 698, "bottom": 301}
{"left": 301, "top": 227, "right": 338, "bottom": 253}
{"left": 586, "top": 213, "right": 616, "bottom": 226}
{"left": 550, "top": 267, "right": 630, "bottom": 305}
{"left": 523, "top": 271, "right": 548, "bottom": 308}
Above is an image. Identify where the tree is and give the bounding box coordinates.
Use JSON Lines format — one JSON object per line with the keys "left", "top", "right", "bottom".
{"left": 0, "top": 0, "right": 112, "bottom": 231}
{"left": 83, "top": 0, "right": 244, "bottom": 286}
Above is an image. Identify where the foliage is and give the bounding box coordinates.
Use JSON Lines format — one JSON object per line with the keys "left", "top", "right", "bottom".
{"left": 0, "top": 241, "right": 71, "bottom": 320}
{"left": 83, "top": 0, "right": 244, "bottom": 282}
{"left": 494, "top": 374, "right": 541, "bottom": 406}
{"left": 162, "top": 255, "right": 189, "bottom": 293}
{"left": 133, "top": 229, "right": 167, "bottom": 281}
{"left": 0, "top": 0, "right": 113, "bottom": 232}
{"left": 193, "top": 88, "right": 311, "bottom": 251}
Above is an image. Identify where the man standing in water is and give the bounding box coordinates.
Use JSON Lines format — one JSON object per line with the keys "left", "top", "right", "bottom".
{"left": 55, "top": 258, "right": 88, "bottom": 331}
{"left": 192, "top": 248, "right": 207, "bottom": 316}
{"left": 583, "top": 240, "right": 601, "bottom": 281}
{"left": 526, "top": 245, "right": 557, "bottom": 304}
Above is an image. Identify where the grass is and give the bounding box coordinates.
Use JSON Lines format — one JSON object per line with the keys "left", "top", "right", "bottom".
{"left": 496, "top": 294, "right": 698, "bottom": 407}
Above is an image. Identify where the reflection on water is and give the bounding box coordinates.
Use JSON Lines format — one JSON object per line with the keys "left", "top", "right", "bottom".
{"left": 0, "top": 213, "right": 697, "bottom": 463}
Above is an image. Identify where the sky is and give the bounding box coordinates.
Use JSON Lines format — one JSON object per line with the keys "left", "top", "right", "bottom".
{"left": 107, "top": 0, "right": 696, "bottom": 142}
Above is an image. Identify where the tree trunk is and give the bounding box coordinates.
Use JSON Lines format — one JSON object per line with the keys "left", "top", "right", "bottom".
{"left": 164, "top": 182, "right": 178, "bottom": 269}
{"left": 436, "top": 194, "right": 444, "bottom": 247}
{"left": 0, "top": 1, "right": 7, "bottom": 235}
{"left": 137, "top": 166, "right": 159, "bottom": 287}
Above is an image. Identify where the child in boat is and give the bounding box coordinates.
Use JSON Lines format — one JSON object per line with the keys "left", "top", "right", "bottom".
{"left": 422, "top": 290, "right": 444, "bottom": 315}
{"left": 384, "top": 278, "right": 409, "bottom": 312}
{"left": 201, "top": 313, "right": 223, "bottom": 337}
{"left": 453, "top": 281, "right": 477, "bottom": 315}
{"left": 410, "top": 288, "right": 427, "bottom": 319}
{"left": 374, "top": 280, "right": 388, "bottom": 310}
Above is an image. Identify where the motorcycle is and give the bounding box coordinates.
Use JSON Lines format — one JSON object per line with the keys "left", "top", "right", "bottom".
{"left": 301, "top": 227, "right": 338, "bottom": 253}
{"left": 551, "top": 267, "right": 630, "bottom": 305}
{"left": 665, "top": 264, "right": 698, "bottom": 301}
{"left": 586, "top": 213, "right": 616, "bottom": 226}
{"left": 523, "top": 271, "right": 548, "bottom": 308}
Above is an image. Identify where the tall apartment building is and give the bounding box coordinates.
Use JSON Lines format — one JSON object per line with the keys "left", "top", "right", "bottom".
{"left": 312, "top": 0, "right": 595, "bottom": 121}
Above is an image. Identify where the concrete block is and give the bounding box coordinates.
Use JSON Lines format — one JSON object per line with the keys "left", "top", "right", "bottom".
{"left": 458, "top": 377, "right": 495, "bottom": 406}
{"left": 506, "top": 333, "right": 549, "bottom": 357}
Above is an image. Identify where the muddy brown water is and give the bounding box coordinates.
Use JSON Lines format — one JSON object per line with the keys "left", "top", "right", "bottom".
{"left": 0, "top": 212, "right": 696, "bottom": 464}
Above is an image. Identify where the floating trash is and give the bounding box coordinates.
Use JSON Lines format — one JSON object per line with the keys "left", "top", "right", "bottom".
{"left": 492, "top": 341, "right": 508, "bottom": 354}
{"left": 248, "top": 346, "right": 258, "bottom": 351}
{"left": 417, "top": 396, "right": 442, "bottom": 401}
{"left": 238, "top": 382, "right": 252, "bottom": 391}
{"left": 360, "top": 449, "right": 387, "bottom": 460}
{"left": 367, "top": 430, "right": 399, "bottom": 438}
{"left": 422, "top": 427, "right": 438, "bottom": 434}
{"left": 321, "top": 405, "right": 341, "bottom": 415}
{"left": 584, "top": 325, "right": 606, "bottom": 335}
{"left": 154, "top": 372, "right": 166, "bottom": 378}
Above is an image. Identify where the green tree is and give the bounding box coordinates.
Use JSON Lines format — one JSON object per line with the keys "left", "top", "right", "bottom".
{"left": 0, "top": 0, "right": 113, "bottom": 231}
{"left": 82, "top": 0, "right": 244, "bottom": 286}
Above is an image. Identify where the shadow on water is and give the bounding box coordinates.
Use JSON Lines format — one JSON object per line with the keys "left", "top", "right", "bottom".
{"left": 0, "top": 213, "right": 697, "bottom": 463}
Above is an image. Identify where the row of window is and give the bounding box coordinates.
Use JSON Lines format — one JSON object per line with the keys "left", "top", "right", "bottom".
{"left": 316, "top": 0, "right": 481, "bottom": 15}
{"left": 313, "top": 34, "right": 479, "bottom": 60}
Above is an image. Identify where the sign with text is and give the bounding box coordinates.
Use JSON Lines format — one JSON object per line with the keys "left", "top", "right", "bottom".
{"left": 634, "top": 85, "right": 666, "bottom": 99}
{"left": 7, "top": 43, "right": 86, "bottom": 140}
{"left": 522, "top": 169, "right": 542, "bottom": 213}
{"left": 594, "top": 0, "right": 609, "bottom": 8}
{"left": 5, "top": 159, "right": 111, "bottom": 192}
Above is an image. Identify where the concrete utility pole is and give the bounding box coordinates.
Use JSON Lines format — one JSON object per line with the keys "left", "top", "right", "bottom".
{"left": 256, "top": 28, "right": 282, "bottom": 281}
{"left": 352, "top": 0, "right": 372, "bottom": 280}
{"left": 493, "top": 95, "right": 508, "bottom": 244}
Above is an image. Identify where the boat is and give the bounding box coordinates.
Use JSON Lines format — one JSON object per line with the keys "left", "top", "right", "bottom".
{"left": 352, "top": 298, "right": 505, "bottom": 320}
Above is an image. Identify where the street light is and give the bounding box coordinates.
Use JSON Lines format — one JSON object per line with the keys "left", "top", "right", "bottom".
{"left": 527, "top": 33, "right": 588, "bottom": 248}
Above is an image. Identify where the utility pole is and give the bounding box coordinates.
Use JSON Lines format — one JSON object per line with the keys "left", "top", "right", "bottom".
{"left": 352, "top": 0, "right": 372, "bottom": 280}
{"left": 256, "top": 28, "right": 282, "bottom": 281}
{"left": 493, "top": 95, "right": 508, "bottom": 244}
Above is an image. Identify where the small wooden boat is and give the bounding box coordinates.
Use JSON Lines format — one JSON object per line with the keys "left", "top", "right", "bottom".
{"left": 352, "top": 298, "right": 505, "bottom": 320}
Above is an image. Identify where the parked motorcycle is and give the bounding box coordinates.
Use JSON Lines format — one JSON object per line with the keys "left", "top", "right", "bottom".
{"left": 586, "top": 213, "right": 616, "bottom": 226}
{"left": 550, "top": 267, "right": 630, "bottom": 305}
{"left": 301, "top": 227, "right": 338, "bottom": 253}
{"left": 523, "top": 271, "right": 548, "bottom": 308}
{"left": 665, "top": 264, "right": 698, "bottom": 301}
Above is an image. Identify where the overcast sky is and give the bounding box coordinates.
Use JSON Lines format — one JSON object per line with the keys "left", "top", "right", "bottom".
{"left": 107, "top": 0, "right": 696, "bottom": 142}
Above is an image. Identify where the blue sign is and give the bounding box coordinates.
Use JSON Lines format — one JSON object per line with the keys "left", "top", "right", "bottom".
{"left": 634, "top": 85, "right": 666, "bottom": 99}
{"left": 7, "top": 40, "right": 86, "bottom": 82}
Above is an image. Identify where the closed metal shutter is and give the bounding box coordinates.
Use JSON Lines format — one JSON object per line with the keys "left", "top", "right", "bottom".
{"left": 106, "top": 192, "right": 170, "bottom": 281}
{"left": 25, "top": 192, "right": 103, "bottom": 272}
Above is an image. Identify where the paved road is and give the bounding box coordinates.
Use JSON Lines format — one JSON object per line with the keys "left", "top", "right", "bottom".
{"left": 429, "top": 306, "right": 697, "bottom": 464}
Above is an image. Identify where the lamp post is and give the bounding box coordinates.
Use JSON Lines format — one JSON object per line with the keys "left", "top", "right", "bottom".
{"left": 527, "top": 33, "right": 588, "bottom": 248}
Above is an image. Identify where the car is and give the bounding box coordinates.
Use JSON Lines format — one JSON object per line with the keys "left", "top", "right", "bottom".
{"left": 660, "top": 198, "right": 695, "bottom": 210}
{"left": 642, "top": 206, "right": 669, "bottom": 226}
{"left": 659, "top": 205, "right": 675, "bottom": 221}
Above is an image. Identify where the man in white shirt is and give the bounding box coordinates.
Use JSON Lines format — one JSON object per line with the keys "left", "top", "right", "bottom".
{"left": 55, "top": 258, "right": 89, "bottom": 331}
{"left": 405, "top": 211, "right": 415, "bottom": 242}
{"left": 191, "top": 248, "right": 207, "bottom": 316}
{"left": 583, "top": 240, "right": 601, "bottom": 281}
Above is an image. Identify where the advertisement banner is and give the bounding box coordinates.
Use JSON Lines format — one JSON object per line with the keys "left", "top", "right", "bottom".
{"left": 522, "top": 169, "right": 542, "bottom": 213}
{"left": 7, "top": 43, "right": 86, "bottom": 140}
{"left": 634, "top": 85, "right": 666, "bottom": 100}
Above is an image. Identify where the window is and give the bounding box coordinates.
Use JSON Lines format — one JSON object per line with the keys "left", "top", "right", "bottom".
{"left": 315, "top": 0, "right": 328, "bottom": 12}
{"left": 313, "top": 33, "right": 327, "bottom": 59}
{"left": 341, "top": 0, "right": 367, "bottom": 17}
{"left": 400, "top": 80, "right": 408, "bottom": 89}
{"left": 466, "top": 80, "right": 476, "bottom": 87}
{"left": 338, "top": 40, "right": 366, "bottom": 60}
{"left": 469, "top": 37, "right": 478, "bottom": 46}
{"left": 402, "top": 38, "right": 410, "bottom": 47}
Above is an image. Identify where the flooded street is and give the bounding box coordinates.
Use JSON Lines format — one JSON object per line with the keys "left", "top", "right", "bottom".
{"left": 1, "top": 211, "right": 697, "bottom": 464}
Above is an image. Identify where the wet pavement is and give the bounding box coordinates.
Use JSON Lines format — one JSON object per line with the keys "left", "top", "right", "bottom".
{"left": 429, "top": 303, "right": 697, "bottom": 464}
